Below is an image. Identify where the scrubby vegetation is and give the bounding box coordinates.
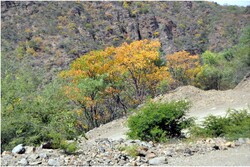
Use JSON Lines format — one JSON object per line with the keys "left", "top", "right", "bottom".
{"left": 1, "top": 56, "right": 83, "bottom": 152}
{"left": 118, "top": 145, "right": 140, "bottom": 157}
{"left": 190, "top": 108, "right": 250, "bottom": 140}
{"left": 127, "top": 101, "right": 194, "bottom": 142}
{"left": 127, "top": 103, "right": 250, "bottom": 142}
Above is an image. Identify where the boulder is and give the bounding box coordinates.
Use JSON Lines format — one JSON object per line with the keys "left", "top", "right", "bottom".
{"left": 39, "top": 152, "right": 48, "bottom": 159}
{"left": 12, "top": 144, "right": 26, "bottom": 154}
{"left": 18, "top": 158, "right": 28, "bottom": 166}
{"left": 164, "top": 149, "right": 174, "bottom": 157}
{"left": 41, "top": 142, "right": 53, "bottom": 149}
{"left": 48, "top": 158, "right": 60, "bottom": 166}
{"left": 148, "top": 156, "right": 167, "bottom": 165}
{"left": 29, "top": 161, "right": 43, "bottom": 165}
{"left": 2, "top": 151, "right": 12, "bottom": 155}
{"left": 140, "top": 141, "right": 153, "bottom": 148}
{"left": 28, "top": 154, "right": 40, "bottom": 161}
{"left": 184, "top": 148, "right": 193, "bottom": 156}
{"left": 145, "top": 152, "right": 157, "bottom": 159}
{"left": 25, "top": 146, "right": 36, "bottom": 154}
{"left": 225, "top": 142, "right": 235, "bottom": 148}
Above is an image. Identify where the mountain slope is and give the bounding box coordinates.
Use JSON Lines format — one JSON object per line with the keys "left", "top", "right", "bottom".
{"left": 1, "top": 1, "right": 249, "bottom": 83}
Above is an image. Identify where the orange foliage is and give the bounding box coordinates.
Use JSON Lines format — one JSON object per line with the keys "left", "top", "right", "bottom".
{"left": 166, "top": 51, "right": 202, "bottom": 85}
{"left": 60, "top": 39, "right": 173, "bottom": 128}
{"left": 61, "top": 39, "right": 172, "bottom": 101}
{"left": 112, "top": 40, "right": 171, "bottom": 99}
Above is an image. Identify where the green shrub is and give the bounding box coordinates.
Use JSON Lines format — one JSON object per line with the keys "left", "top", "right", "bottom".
{"left": 202, "top": 115, "right": 228, "bottom": 137}
{"left": 124, "top": 145, "right": 140, "bottom": 157}
{"left": 61, "top": 141, "right": 78, "bottom": 154}
{"left": 127, "top": 100, "right": 194, "bottom": 142}
{"left": 190, "top": 108, "right": 250, "bottom": 140}
{"left": 1, "top": 57, "right": 83, "bottom": 151}
{"left": 1, "top": 78, "right": 83, "bottom": 151}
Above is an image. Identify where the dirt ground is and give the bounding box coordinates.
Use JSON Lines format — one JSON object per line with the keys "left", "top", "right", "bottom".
{"left": 85, "top": 74, "right": 250, "bottom": 165}
{"left": 167, "top": 144, "right": 250, "bottom": 166}
{"left": 86, "top": 74, "right": 250, "bottom": 141}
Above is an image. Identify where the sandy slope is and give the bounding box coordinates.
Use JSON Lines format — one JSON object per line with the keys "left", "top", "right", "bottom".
{"left": 83, "top": 75, "right": 250, "bottom": 166}
{"left": 86, "top": 74, "right": 250, "bottom": 141}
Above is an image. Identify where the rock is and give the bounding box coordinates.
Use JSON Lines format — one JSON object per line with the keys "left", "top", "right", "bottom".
{"left": 212, "top": 145, "right": 220, "bottom": 150}
{"left": 130, "top": 161, "right": 137, "bottom": 166}
{"left": 125, "top": 140, "right": 136, "bottom": 145}
{"left": 117, "top": 138, "right": 125, "bottom": 143}
{"left": 225, "top": 142, "right": 235, "bottom": 148}
{"left": 2, "top": 151, "right": 12, "bottom": 155}
{"left": 12, "top": 144, "right": 26, "bottom": 154}
{"left": 18, "top": 158, "right": 28, "bottom": 166}
{"left": 82, "top": 159, "right": 91, "bottom": 166}
{"left": 236, "top": 138, "right": 250, "bottom": 145}
{"left": 118, "top": 159, "right": 127, "bottom": 165}
{"left": 28, "top": 154, "right": 40, "bottom": 161}
{"left": 145, "top": 152, "right": 156, "bottom": 159}
{"left": 138, "top": 149, "right": 147, "bottom": 157}
{"left": 246, "top": 138, "right": 250, "bottom": 144}
{"left": 98, "top": 146, "right": 106, "bottom": 153}
{"left": 140, "top": 157, "right": 148, "bottom": 163}
{"left": 235, "top": 138, "right": 245, "bottom": 146}
{"left": 1, "top": 160, "right": 8, "bottom": 166}
{"left": 164, "top": 149, "right": 174, "bottom": 157}
{"left": 1, "top": 154, "right": 13, "bottom": 166}
{"left": 41, "top": 142, "right": 53, "bottom": 149}
{"left": 39, "top": 152, "right": 48, "bottom": 159}
{"left": 175, "top": 146, "right": 184, "bottom": 153}
{"left": 48, "top": 158, "right": 60, "bottom": 166}
{"left": 148, "top": 156, "right": 167, "bottom": 165}
{"left": 140, "top": 141, "right": 153, "bottom": 148}
{"left": 184, "top": 148, "right": 193, "bottom": 156}
{"left": 25, "top": 146, "right": 36, "bottom": 154}
{"left": 119, "top": 154, "right": 129, "bottom": 161}
{"left": 29, "top": 161, "right": 43, "bottom": 165}
{"left": 136, "top": 156, "right": 141, "bottom": 162}
{"left": 235, "top": 141, "right": 241, "bottom": 146}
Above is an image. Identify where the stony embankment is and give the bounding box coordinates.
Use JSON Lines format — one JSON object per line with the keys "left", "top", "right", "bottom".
{"left": 2, "top": 137, "right": 250, "bottom": 166}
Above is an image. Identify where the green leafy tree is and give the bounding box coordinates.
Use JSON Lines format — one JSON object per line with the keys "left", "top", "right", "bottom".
{"left": 1, "top": 55, "right": 82, "bottom": 151}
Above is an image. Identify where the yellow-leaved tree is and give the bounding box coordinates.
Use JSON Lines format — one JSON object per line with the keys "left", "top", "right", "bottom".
{"left": 113, "top": 39, "right": 171, "bottom": 102}
{"left": 166, "top": 51, "right": 202, "bottom": 86}
{"left": 60, "top": 39, "right": 172, "bottom": 129}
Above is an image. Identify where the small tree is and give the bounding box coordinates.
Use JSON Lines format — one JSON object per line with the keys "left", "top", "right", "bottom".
{"left": 60, "top": 39, "right": 172, "bottom": 129}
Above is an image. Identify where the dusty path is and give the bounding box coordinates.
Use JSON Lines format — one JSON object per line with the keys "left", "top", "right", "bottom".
{"left": 167, "top": 144, "right": 250, "bottom": 166}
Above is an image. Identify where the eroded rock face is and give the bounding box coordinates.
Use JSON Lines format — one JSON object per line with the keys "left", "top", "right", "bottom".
{"left": 2, "top": 137, "right": 249, "bottom": 166}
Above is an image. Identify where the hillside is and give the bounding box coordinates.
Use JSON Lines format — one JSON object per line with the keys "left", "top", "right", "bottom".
{"left": 85, "top": 73, "right": 250, "bottom": 141}
{"left": 1, "top": 1, "right": 250, "bottom": 160}
{"left": 2, "top": 74, "right": 250, "bottom": 166}
{"left": 1, "top": 1, "right": 249, "bottom": 82}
